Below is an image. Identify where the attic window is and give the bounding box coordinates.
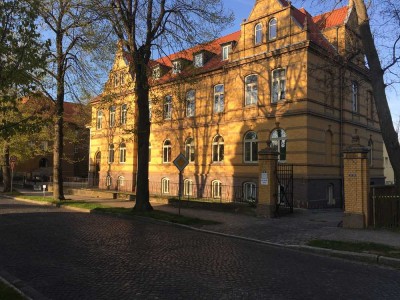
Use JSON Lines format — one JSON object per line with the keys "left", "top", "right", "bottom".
{"left": 222, "top": 44, "right": 231, "bottom": 61}
{"left": 194, "top": 53, "right": 203, "bottom": 68}
{"left": 172, "top": 61, "right": 181, "bottom": 74}
{"left": 152, "top": 66, "right": 161, "bottom": 79}
{"left": 113, "top": 73, "right": 119, "bottom": 87}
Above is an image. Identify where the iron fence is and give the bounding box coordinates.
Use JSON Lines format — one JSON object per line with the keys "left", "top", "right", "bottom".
{"left": 370, "top": 185, "right": 400, "bottom": 228}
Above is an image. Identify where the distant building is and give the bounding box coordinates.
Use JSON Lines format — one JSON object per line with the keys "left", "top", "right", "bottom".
{"left": 89, "top": 0, "right": 384, "bottom": 208}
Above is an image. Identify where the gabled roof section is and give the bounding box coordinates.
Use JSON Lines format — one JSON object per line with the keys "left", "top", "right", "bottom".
{"left": 313, "top": 6, "right": 349, "bottom": 30}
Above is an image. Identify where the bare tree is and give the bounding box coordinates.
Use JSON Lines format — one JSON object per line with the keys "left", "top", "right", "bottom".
{"left": 98, "top": 0, "right": 233, "bottom": 211}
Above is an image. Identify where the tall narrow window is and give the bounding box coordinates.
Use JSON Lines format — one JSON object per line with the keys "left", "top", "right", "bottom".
{"left": 184, "top": 179, "right": 193, "bottom": 196}
{"left": 162, "top": 178, "right": 170, "bottom": 194}
{"left": 255, "top": 23, "right": 262, "bottom": 45}
{"left": 212, "top": 135, "right": 224, "bottom": 162}
{"left": 109, "top": 106, "right": 116, "bottom": 127}
{"left": 244, "top": 131, "right": 258, "bottom": 163}
{"left": 119, "top": 142, "right": 126, "bottom": 163}
{"left": 368, "top": 139, "right": 373, "bottom": 167}
{"left": 117, "top": 176, "right": 125, "bottom": 190}
{"left": 269, "top": 18, "right": 277, "bottom": 40}
{"left": 222, "top": 45, "right": 231, "bottom": 60}
{"left": 108, "top": 144, "right": 115, "bottom": 163}
{"left": 245, "top": 74, "right": 258, "bottom": 106}
{"left": 212, "top": 180, "right": 222, "bottom": 199}
{"left": 152, "top": 67, "right": 160, "bottom": 79}
{"left": 164, "top": 95, "right": 172, "bottom": 119}
{"left": 96, "top": 110, "right": 103, "bottom": 129}
{"left": 243, "top": 182, "right": 257, "bottom": 203}
{"left": 186, "top": 90, "right": 195, "bottom": 117}
{"left": 113, "top": 73, "right": 119, "bottom": 87}
{"left": 163, "top": 140, "right": 172, "bottom": 163}
{"left": 270, "top": 129, "right": 287, "bottom": 161}
{"left": 185, "top": 138, "right": 195, "bottom": 162}
{"left": 194, "top": 53, "right": 203, "bottom": 67}
{"left": 120, "top": 72, "right": 125, "bottom": 85}
{"left": 120, "top": 104, "right": 127, "bottom": 125}
{"left": 214, "top": 84, "right": 224, "bottom": 113}
{"left": 172, "top": 61, "right": 181, "bottom": 74}
{"left": 271, "top": 69, "right": 286, "bottom": 103}
{"left": 352, "top": 81, "right": 358, "bottom": 112}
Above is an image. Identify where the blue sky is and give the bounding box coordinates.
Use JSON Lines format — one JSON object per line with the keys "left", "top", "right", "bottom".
{"left": 223, "top": 0, "right": 400, "bottom": 126}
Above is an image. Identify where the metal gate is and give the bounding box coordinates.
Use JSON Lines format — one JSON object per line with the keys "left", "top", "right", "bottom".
{"left": 276, "top": 163, "right": 294, "bottom": 213}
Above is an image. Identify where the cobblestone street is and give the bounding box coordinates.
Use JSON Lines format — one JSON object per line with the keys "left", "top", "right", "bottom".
{"left": 1, "top": 196, "right": 400, "bottom": 299}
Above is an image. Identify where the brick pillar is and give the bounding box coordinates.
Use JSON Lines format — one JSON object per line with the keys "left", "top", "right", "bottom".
{"left": 257, "top": 141, "right": 279, "bottom": 218}
{"left": 342, "top": 133, "right": 370, "bottom": 228}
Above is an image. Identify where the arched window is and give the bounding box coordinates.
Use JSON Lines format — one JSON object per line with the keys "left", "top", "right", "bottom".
{"left": 269, "top": 18, "right": 277, "bottom": 40}
{"left": 162, "top": 178, "right": 170, "bottom": 194}
{"left": 186, "top": 90, "right": 195, "bottom": 117}
{"left": 163, "top": 140, "right": 172, "bottom": 163}
{"left": 254, "top": 23, "right": 262, "bottom": 44}
{"left": 270, "top": 129, "right": 287, "bottom": 161}
{"left": 243, "top": 182, "right": 257, "bottom": 203}
{"left": 212, "top": 135, "right": 224, "bottom": 162}
{"left": 185, "top": 138, "right": 195, "bottom": 162}
{"left": 109, "top": 106, "right": 116, "bottom": 127}
{"left": 120, "top": 104, "right": 127, "bottom": 125}
{"left": 164, "top": 95, "right": 172, "bottom": 119}
{"left": 244, "top": 131, "right": 258, "bottom": 162}
{"left": 184, "top": 179, "right": 193, "bottom": 196}
{"left": 96, "top": 110, "right": 103, "bottom": 129}
{"left": 212, "top": 180, "right": 222, "bottom": 199}
{"left": 117, "top": 176, "right": 125, "bottom": 190}
{"left": 119, "top": 142, "right": 126, "bottom": 163}
{"left": 214, "top": 84, "right": 224, "bottom": 113}
{"left": 108, "top": 144, "right": 115, "bottom": 163}
{"left": 245, "top": 74, "right": 258, "bottom": 106}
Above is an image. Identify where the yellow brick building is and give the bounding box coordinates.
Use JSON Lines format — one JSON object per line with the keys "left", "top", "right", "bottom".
{"left": 89, "top": 0, "right": 383, "bottom": 208}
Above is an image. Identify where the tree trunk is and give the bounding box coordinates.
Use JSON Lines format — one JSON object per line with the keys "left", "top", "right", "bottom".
{"left": 352, "top": 0, "right": 400, "bottom": 192}
{"left": 1, "top": 143, "right": 10, "bottom": 192}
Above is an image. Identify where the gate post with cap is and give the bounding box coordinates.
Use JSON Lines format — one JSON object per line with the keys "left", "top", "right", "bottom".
{"left": 257, "top": 140, "right": 279, "bottom": 218}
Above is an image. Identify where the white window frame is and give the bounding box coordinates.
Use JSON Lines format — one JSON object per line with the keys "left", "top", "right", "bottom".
{"left": 255, "top": 23, "right": 262, "bottom": 45}
{"left": 222, "top": 44, "right": 231, "bottom": 61}
{"left": 118, "top": 176, "right": 125, "bottom": 188}
{"left": 120, "top": 104, "right": 127, "bottom": 125}
{"left": 119, "top": 143, "right": 126, "bottom": 163}
{"left": 212, "top": 180, "right": 222, "bottom": 199}
{"left": 184, "top": 179, "right": 193, "bottom": 196}
{"left": 245, "top": 74, "right": 258, "bottom": 106}
{"left": 243, "top": 182, "right": 257, "bottom": 203}
{"left": 152, "top": 66, "right": 161, "bottom": 79}
{"left": 185, "top": 138, "right": 195, "bottom": 163}
{"left": 352, "top": 81, "right": 358, "bottom": 112}
{"left": 164, "top": 95, "right": 172, "bottom": 120}
{"left": 109, "top": 106, "right": 116, "bottom": 127}
{"left": 214, "top": 84, "right": 224, "bottom": 113}
{"left": 244, "top": 131, "right": 258, "bottom": 163}
{"left": 186, "top": 90, "right": 195, "bottom": 117}
{"left": 212, "top": 135, "right": 224, "bottom": 162}
{"left": 172, "top": 61, "right": 181, "bottom": 74}
{"left": 269, "top": 18, "right": 277, "bottom": 40}
{"left": 108, "top": 144, "right": 115, "bottom": 163}
{"left": 271, "top": 68, "right": 286, "bottom": 103}
{"left": 194, "top": 53, "right": 203, "bottom": 67}
{"left": 120, "top": 72, "right": 125, "bottom": 85}
{"left": 96, "top": 110, "right": 103, "bottom": 129}
{"left": 163, "top": 140, "right": 172, "bottom": 163}
{"left": 270, "top": 129, "right": 287, "bottom": 162}
{"left": 162, "top": 178, "right": 170, "bottom": 194}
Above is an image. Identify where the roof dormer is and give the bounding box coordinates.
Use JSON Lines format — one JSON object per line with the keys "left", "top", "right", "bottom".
{"left": 221, "top": 41, "right": 236, "bottom": 61}
{"left": 151, "top": 63, "right": 170, "bottom": 79}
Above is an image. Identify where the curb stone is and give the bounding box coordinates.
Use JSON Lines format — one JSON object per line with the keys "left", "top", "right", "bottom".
{"left": 0, "top": 270, "right": 49, "bottom": 300}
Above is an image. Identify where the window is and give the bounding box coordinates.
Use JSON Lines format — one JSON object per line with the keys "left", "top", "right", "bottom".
{"left": 163, "top": 140, "right": 172, "bottom": 163}
{"left": 271, "top": 69, "right": 286, "bottom": 103}
{"left": 149, "top": 142, "right": 152, "bottom": 162}
{"left": 327, "top": 184, "right": 335, "bottom": 205}
{"left": 119, "top": 142, "right": 126, "bottom": 163}
{"left": 172, "top": 61, "right": 181, "bottom": 74}
{"left": 96, "top": 110, "right": 103, "bottom": 129}
{"left": 184, "top": 179, "right": 193, "bottom": 196}
{"left": 222, "top": 44, "right": 231, "bottom": 60}
{"left": 352, "top": 81, "right": 358, "bottom": 112}
{"left": 120, "top": 104, "right": 127, "bottom": 125}
{"left": 120, "top": 72, "right": 125, "bottom": 85}
{"left": 40, "top": 141, "right": 48, "bottom": 151}
{"left": 108, "top": 144, "right": 115, "bottom": 163}
{"left": 152, "top": 66, "right": 160, "bottom": 79}
{"left": 113, "top": 73, "right": 119, "bottom": 87}
{"left": 212, "top": 180, "right": 222, "bottom": 199}
{"left": 212, "top": 135, "right": 224, "bottom": 162}
{"left": 194, "top": 53, "right": 203, "bottom": 67}
{"left": 271, "top": 129, "right": 287, "bottom": 161}
{"left": 164, "top": 95, "right": 172, "bottom": 119}
{"left": 243, "top": 182, "right": 257, "bottom": 203}
{"left": 162, "top": 178, "right": 170, "bottom": 194}
{"left": 214, "top": 84, "right": 224, "bottom": 113}
{"left": 39, "top": 158, "right": 48, "bottom": 168}
{"left": 244, "top": 131, "right": 258, "bottom": 162}
{"left": 117, "top": 176, "right": 125, "bottom": 190}
{"left": 255, "top": 23, "right": 262, "bottom": 44}
{"left": 109, "top": 106, "right": 116, "bottom": 127}
{"left": 185, "top": 138, "right": 195, "bottom": 162}
{"left": 245, "top": 74, "right": 258, "bottom": 106}
{"left": 186, "top": 90, "right": 195, "bottom": 117}
{"left": 269, "top": 18, "right": 277, "bottom": 40}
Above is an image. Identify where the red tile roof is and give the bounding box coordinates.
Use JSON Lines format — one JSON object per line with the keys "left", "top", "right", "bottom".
{"left": 313, "top": 6, "right": 349, "bottom": 30}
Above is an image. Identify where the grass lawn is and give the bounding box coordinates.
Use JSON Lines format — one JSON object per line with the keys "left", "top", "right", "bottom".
{"left": 308, "top": 240, "right": 400, "bottom": 259}
{"left": 0, "top": 280, "right": 25, "bottom": 300}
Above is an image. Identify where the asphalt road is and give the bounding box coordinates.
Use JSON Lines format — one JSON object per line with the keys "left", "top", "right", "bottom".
{"left": 0, "top": 197, "right": 399, "bottom": 300}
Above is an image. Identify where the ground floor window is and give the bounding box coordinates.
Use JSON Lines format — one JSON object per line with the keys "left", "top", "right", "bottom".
{"left": 184, "top": 179, "right": 193, "bottom": 196}
{"left": 162, "top": 178, "right": 170, "bottom": 194}
{"left": 243, "top": 182, "right": 257, "bottom": 203}
{"left": 212, "top": 180, "right": 222, "bottom": 199}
